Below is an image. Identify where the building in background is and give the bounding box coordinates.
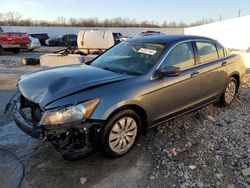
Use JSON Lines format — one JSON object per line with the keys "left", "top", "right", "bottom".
{"left": 185, "top": 16, "right": 250, "bottom": 51}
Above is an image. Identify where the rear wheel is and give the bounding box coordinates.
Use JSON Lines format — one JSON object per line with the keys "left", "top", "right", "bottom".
{"left": 219, "top": 77, "right": 238, "bottom": 106}
{"left": 100, "top": 109, "right": 141, "bottom": 158}
{"left": 0, "top": 45, "right": 3, "bottom": 55}
{"left": 12, "top": 48, "right": 20, "bottom": 54}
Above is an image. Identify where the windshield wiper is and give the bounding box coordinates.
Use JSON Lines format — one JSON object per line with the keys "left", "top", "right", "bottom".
{"left": 103, "top": 67, "right": 128, "bottom": 75}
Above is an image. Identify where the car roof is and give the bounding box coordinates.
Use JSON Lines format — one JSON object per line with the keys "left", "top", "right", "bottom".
{"left": 129, "top": 34, "right": 216, "bottom": 44}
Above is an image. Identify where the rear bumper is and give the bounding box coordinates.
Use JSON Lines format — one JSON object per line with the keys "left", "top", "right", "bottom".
{"left": 1, "top": 44, "right": 29, "bottom": 49}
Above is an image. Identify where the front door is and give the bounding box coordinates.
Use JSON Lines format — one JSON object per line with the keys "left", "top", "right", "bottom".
{"left": 144, "top": 42, "right": 201, "bottom": 125}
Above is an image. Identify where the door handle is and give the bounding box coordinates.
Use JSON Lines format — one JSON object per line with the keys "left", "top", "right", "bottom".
{"left": 221, "top": 61, "right": 227, "bottom": 67}
{"left": 191, "top": 71, "right": 199, "bottom": 77}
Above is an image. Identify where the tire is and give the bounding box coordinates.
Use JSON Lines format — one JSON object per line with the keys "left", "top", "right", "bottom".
{"left": 21, "top": 58, "right": 40, "bottom": 65}
{"left": 74, "top": 50, "right": 86, "bottom": 56}
{"left": 219, "top": 77, "right": 238, "bottom": 106}
{"left": 100, "top": 109, "right": 141, "bottom": 158}
{"left": 0, "top": 45, "right": 3, "bottom": 55}
{"left": 12, "top": 48, "right": 20, "bottom": 54}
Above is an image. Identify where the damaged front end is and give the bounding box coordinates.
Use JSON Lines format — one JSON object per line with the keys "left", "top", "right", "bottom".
{"left": 12, "top": 94, "right": 103, "bottom": 160}
{"left": 9, "top": 63, "right": 133, "bottom": 160}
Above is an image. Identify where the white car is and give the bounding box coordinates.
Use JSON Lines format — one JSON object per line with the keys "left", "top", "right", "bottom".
{"left": 28, "top": 36, "right": 41, "bottom": 51}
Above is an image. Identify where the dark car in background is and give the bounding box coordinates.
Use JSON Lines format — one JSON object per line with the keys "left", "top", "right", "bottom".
{"left": 137, "top": 30, "right": 161, "bottom": 37}
{"left": 45, "top": 37, "right": 63, "bottom": 46}
{"left": 45, "top": 34, "right": 77, "bottom": 47}
{"left": 29, "top": 33, "right": 49, "bottom": 45}
{"left": 113, "top": 32, "right": 123, "bottom": 44}
{"left": 62, "top": 34, "right": 77, "bottom": 47}
{"left": 13, "top": 34, "right": 245, "bottom": 160}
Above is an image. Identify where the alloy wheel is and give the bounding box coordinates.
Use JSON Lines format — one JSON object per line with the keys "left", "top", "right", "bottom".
{"left": 108, "top": 117, "right": 138, "bottom": 155}
{"left": 225, "top": 81, "right": 236, "bottom": 104}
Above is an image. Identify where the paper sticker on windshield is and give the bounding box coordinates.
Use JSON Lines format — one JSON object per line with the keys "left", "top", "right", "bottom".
{"left": 138, "top": 48, "right": 157, "bottom": 55}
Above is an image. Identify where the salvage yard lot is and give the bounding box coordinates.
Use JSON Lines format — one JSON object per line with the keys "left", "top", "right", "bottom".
{"left": 0, "top": 48, "right": 249, "bottom": 187}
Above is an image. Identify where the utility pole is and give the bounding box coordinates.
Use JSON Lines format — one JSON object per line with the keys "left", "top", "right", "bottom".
{"left": 220, "top": 15, "right": 222, "bottom": 21}
{"left": 238, "top": 9, "right": 241, "bottom": 17}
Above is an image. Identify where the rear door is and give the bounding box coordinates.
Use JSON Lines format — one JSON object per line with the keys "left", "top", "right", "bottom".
{"left": 194, "top": 41, "right": 227, "bottom": 102}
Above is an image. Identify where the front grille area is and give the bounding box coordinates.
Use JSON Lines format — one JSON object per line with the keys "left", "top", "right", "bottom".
{"left": 20, "top": 95, "right": 42, "bottom": 124}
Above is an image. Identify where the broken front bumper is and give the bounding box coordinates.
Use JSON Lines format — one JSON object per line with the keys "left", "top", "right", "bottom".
{"left": 13, "top": 102, "right": 42, "bottom": 138}
{"left": 13, "top": 101, "right": 103, "bottom": 159}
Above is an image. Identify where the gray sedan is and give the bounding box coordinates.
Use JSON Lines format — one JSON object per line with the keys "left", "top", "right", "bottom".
{"left": 13, "top": 34, "right": 246, "bottom": 160}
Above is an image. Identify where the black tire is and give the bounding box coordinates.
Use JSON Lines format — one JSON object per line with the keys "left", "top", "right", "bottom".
{"left": 21, "top": 58, "right": 40, "bottom": 66}
{"left": 219, "top": 77, "right": 238, "bottom": 107}
{"left": 12, "top": 48, "right": 20, "bottom": 54}
{"left": 74, "top": 51, "right": 87, "bottom": 56}
{"left": 0, "top": 45, "right": 3, "bottom": 55}
{"left": 100, "top": 109, "right": 141, "bottom": 158}
{"left": 91, "top": 50, "right": 102, "bottom": 55}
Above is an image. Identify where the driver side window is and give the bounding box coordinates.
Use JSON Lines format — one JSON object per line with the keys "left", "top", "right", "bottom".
{"left": 162, "top": 42, "right": 195, "bottom": 70}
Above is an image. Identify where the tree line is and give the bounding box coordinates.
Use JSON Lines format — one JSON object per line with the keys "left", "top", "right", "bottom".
{"left": 0, "top": 12, "right": 215, "bottom": 28}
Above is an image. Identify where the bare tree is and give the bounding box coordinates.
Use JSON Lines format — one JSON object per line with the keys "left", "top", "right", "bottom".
{"left": 56, "top": 16, "right": 66, "bottom": 26}
{"left": 0, "top": 11, "right": 215, "bottom": 28}
{"left": 4, "top": 12, "right": 22, "bottom": 25}
{"left": 0, "top": 13, "right": 3, "bottom": 21}
{"left": 68, "top": 18, "right": 78, "bottom": 26}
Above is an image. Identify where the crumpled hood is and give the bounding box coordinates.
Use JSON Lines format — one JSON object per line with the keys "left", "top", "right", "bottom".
{"left": 19, "top": 64, "right": 132, "bottom": 107}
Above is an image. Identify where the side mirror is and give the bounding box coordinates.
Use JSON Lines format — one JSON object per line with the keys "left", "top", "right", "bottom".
{"left": 156, "top": 66, "right": 181, "bottom": 78}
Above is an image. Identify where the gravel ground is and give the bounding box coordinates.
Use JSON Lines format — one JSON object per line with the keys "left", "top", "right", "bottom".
{"left": 147, "top": 70, "right": 250, "bottom": 187}
{"left": 0, "top": 46, "right": 65, "bottom": 67}
{"left": 0, "top": 48, "right": 249, "bottom": 187}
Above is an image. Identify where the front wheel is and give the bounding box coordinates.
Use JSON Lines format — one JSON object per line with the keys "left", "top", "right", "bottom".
{"left": 100, "top": 109, "right": 141, "bottom": 158}
{"left": 219, "top": 77, "right": 238, "bottom": 106}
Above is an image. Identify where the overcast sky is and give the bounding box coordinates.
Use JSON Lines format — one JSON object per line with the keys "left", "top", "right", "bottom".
{"left": 0, "top": 0, "right": 250, "bottom": 23}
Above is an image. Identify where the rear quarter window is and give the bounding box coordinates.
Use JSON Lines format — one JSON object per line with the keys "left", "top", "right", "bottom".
{"left": 216, "top": 44, "right": 225, "bottom": 58}
{"left": 196, "top": 42, "right": 219, "bottom": 63}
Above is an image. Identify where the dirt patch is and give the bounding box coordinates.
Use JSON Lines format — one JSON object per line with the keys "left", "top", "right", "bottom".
{"left": 0, "top": 74, "right": 20, "bottom": 90}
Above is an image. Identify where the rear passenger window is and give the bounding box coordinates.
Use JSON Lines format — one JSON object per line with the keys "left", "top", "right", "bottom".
{"left": 196, "top": 42, "right": 219, "bottom": 63}
{"left": 216, "top": 44, "right": 225, "bottom": 58}
{"left": 162, "top": 42, "right": 195, "bottom": 70}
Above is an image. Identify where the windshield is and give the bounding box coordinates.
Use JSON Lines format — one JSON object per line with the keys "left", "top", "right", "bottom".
{"left": 91, "top": 41, "right": 165, "bottom": 75}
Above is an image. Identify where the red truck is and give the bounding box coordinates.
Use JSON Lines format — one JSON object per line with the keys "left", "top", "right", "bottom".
{"left": 0, "top": 26, "right": 30, "bottom": 55}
